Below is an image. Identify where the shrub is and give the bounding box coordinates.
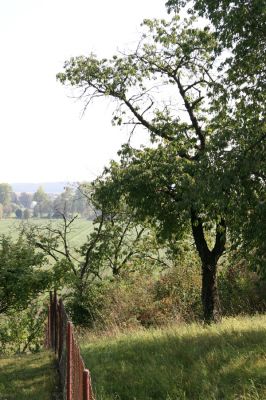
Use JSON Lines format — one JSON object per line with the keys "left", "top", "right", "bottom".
{"left": 0, "top": 300, "right": 46, "bottom": 355}
{"left": 219, "top": 260, "right": 266, "bottom": 316}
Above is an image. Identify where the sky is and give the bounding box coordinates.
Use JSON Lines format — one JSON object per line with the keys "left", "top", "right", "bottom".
{"left": 0, "top": 0, "right": 168, "bottom": 184}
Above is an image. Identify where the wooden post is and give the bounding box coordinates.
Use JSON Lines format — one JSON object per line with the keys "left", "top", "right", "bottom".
{"left": 67, "top": 322, "right": 73, "bottom": 400}
{"left": 58, "top": 299, "right": 63, "bottom": 361}
{"left": 49, "top": 291, "right": 53, "bottom": 349}
{"left": 47, "top": 305, "right": 50, "bottom": 348}
{"left": 83, "top": 369, "right": 92, "bottom": 400}
{"left": 54, "top": 289, "right": 57, "bottom": 353}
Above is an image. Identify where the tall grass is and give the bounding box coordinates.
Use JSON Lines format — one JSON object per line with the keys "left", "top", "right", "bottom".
{"left": 80, "top": 315, "right": 266, "bottom": 400}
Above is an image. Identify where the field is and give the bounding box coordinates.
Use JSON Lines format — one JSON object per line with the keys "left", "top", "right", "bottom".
{"left": 0, "top": 351, "right": 59, "bottom": 400}
{"left": 0, "top": 218, "right": 93, "bottom": 247}
{"left": 80, "top": 315, "right": 266, "bottom": 400}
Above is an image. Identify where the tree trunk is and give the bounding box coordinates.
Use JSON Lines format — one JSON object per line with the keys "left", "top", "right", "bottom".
{"left": 191, "top": 210, "right": 226, "bottom": 323}
{"left": 201, "top": 259, "right": 221, "bottom": 323}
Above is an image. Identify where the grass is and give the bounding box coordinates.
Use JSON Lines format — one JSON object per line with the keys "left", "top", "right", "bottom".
{"left": 0, "top": 351, "right": 59, "bottom": 400}
{"left": 80, "top": 315, "right": 266, "bottom": 400}
{"left": 0, "top": 218, "right": 93, "bottom": 247}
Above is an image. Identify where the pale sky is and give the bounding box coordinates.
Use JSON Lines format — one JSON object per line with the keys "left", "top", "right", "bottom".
{"left": 0, "top": 0, "right": 168, "bottom": 183}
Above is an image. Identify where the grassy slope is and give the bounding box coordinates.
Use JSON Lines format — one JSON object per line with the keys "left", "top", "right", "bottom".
{"left": 0, "top": 351, "right": 59, "bottom": 400}
{"left": 81, "top": 315, "right": 266, "bottom": 400}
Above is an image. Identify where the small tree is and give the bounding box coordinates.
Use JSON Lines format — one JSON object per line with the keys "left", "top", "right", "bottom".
{"left": 15, "top": 208, "right": 23, "bottom": 219}
{"left": 33, "top": 186, "right": 51, "bottom": 217}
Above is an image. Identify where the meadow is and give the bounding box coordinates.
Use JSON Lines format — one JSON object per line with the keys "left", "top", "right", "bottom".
{"left": 80, "top": 315, "right": 266, "bottom": 400}
{"left": 0, "top": 218, "right": 93, "bottom": 247}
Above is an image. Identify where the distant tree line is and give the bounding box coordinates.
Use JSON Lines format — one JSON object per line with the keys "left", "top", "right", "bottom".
{"left": 0, "top": 183, "right": 94, "bottom": 220}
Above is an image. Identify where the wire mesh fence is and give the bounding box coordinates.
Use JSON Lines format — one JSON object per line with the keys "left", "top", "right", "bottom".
{"left": 46, "top": 290, "right": 94, "bottom": 400}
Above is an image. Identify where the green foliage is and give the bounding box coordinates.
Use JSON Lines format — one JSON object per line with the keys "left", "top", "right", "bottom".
{"left": 0, "top": 183, "right": 12, "bottom": 206}
{"left": 0, "top": 235, "right": 51, "bottom": 314}
{"left": 93, "top": 268, "right": 202, "bottom": 329}
{"left": 33, "top": 186, "right": 52, "bottom": 218}
{"left": 80, "top": 315, "right": 266, "bottom": 400}
{"left": 166, "top": 0, "right": 266, "bottom": 273}
{"left": 0, "top": 300, "right": 46, "bottom": 355}
{"left": 57, "top": 14, "right": 230, "bottom": 323}
{"left": 19, "top": 192, "right": 33, "bottom": 209}
{"left": 219, "top": 260, "right": 266, "bottom": 316}
{"left": 69, "top": 249, "right": 266, "bottom": 330}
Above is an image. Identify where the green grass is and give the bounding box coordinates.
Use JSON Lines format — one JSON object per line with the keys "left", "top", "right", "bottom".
{"left": 0, "top": 218, "right": 93, "bottom": 247}
{"left": 0, "top": 351, "right": 59, "bottom": 400}
{"left": 80, "top": 315, "right": 266, "bottom": 400}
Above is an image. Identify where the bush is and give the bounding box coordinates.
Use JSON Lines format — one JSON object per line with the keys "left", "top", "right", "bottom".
{"left": 69, "top": 265, "right": 203, "bottom": 330}
{"left": 0, "top": 300, "right": 46, "bottom": 355}
{"left": 219, "top": 260, "right": 266, "bottom": 316}
{"left": 68, "top": 258, "right": 266, "bottom": 331}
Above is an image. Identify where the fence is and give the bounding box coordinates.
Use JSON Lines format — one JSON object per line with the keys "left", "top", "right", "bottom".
{"left": 46, "top": 290, "right": 94, "bottom": 400}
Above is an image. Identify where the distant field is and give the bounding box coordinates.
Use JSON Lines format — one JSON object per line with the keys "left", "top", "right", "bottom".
{"left": 0, "top": 218, "right": 93, "bottom": 247}
{"left": 81, "top": 315, "right": 266, "bottom": 400}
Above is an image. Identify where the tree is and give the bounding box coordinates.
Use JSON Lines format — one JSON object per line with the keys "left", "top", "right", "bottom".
{"left": 52, "top": 186, "right": 75, "bottom": 218}
{"left": 0, "top": 235, "right": 51, "bottom": 315}
{"left": 90, "top": 183, "right": 156, "bottom": 276}
{"left": 15, "top": 208, "right": 23, "bottom": 219}
{"left": 19, "top": 192, "right": 33, "bottom": 209}
{"left": 57, "top": 4, "right": 266, "bottom": 321}
{"left": 166, "top": 0, "right": 266, "bottom": 272}
{"left": 33, "top": 186, "right": 51, "bottom": 217}
{"left": 0, "top": 183, "right": 12, "bottom": 207}
{"left": 72, "top": 186, "right": 95, "bottom": 219}
{"left": 22, "top": 184, "right": 165, "bottom": 325}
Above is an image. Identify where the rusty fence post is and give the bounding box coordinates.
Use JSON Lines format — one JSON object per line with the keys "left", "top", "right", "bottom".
{"left": 58, "top": 298, "right": 63, "bottom": 361}
{"left": 67, "top": 321, "right": 73, "bottom": 400}
{"left": 83, "top": 369, "right": 92, "bottom": 400}
{"left": 47, "top": 304, "right": 51, "bottom": 348}
{"left": 54, "top": 289, "right": 58, "bottom": 353}
{"left": 49, "top": 291, "right": 54, "bottom": 349}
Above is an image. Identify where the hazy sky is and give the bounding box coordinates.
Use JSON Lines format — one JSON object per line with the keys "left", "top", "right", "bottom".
{"left": 0, "top": 0, "right": 168, "bottom": 183}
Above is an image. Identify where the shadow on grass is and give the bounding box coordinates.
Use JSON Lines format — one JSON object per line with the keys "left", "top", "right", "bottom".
{"left": 81, "top": 327, "right": 266, "bottom": 400}
{"left": 0, "top": 352, "right": 57, "bottom": 400}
